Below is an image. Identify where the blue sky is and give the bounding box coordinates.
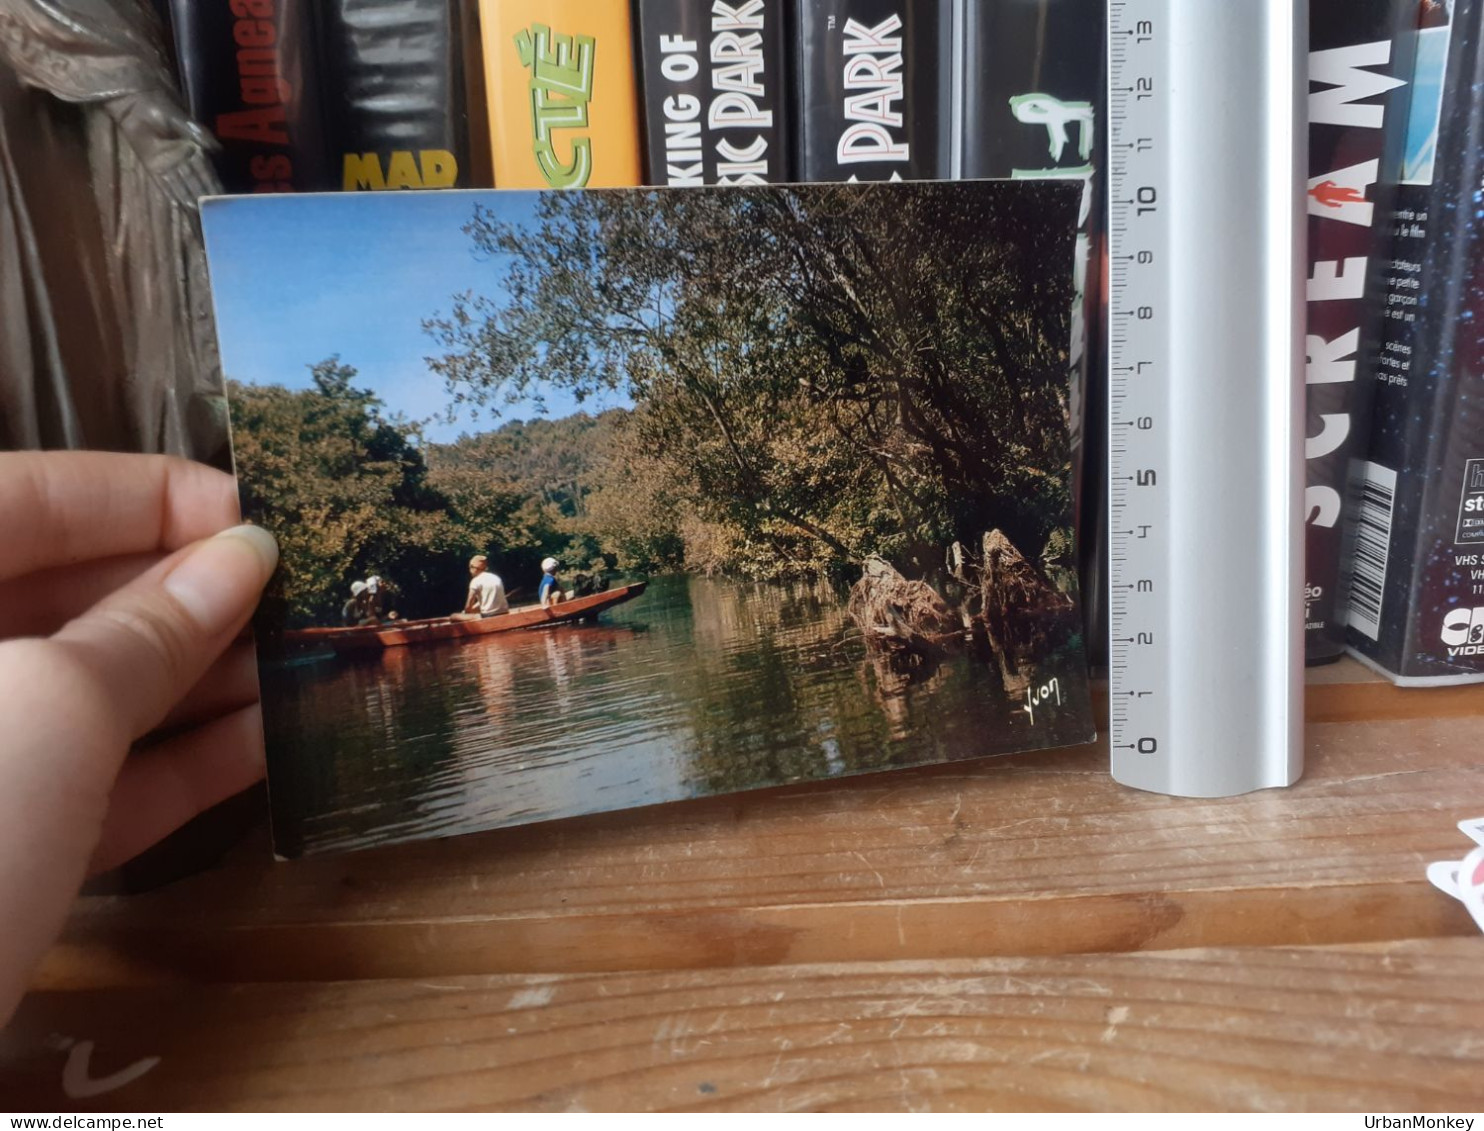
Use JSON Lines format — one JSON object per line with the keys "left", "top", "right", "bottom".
{"left": 202, "top": 190, "right": 632, "bottom": 443}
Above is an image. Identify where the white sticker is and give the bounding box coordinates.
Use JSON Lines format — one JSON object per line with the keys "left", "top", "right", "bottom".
{"left": 1458, "top": 816, "right": 1484, "bottom": 846}
{"left": 1427, "top": 819, "right": 1484, "bottom": 934}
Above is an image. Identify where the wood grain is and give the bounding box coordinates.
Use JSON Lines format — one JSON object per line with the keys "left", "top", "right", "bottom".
{"left": 38, "top": 707, "right": 1484, "bottom": 984}
{"left": 6, "top": 939, "right": 1483, "bottom": 1112}
{"left": 8, "top": 658, "right": 1482, "bottom": 1112}
{"left": 1306, "top": 657, "right": 1484, "bottom": 722}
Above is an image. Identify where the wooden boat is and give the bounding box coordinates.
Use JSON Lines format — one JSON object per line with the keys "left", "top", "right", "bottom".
{"left": 283, "top": 582, "right": 647, "bottom": 656}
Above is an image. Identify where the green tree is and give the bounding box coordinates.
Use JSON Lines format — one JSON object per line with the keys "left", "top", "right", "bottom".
{"left": 425, "top": 410, "right": 640, "bottom": 581}
{"left": 423, "top": 183, "right": 1080, "bottom": 580}
{"left": 231, "top": 358, "right": 465, "bottom": 626}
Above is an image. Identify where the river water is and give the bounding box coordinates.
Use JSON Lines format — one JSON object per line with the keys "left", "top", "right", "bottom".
{"left": 261, "top": 573, "right": 1093, "bottom": 857}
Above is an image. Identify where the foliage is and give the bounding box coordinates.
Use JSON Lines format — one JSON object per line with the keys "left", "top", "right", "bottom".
{"left": 424, "top": 183, "right": 1080, "bottom": 582}
{"left": 230, "top": 359, "right": 460, "bottom": 625}
{"left": 233, "top": 363, "right": 676, "bottom": 625}
{"left": 234, "top": 184, "right": 1084, "bottom": 625}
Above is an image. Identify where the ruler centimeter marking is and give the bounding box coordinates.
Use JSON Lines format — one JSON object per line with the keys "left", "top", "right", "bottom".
{"left": 1105, "top": 0, "right": 1305, "bottom": 797}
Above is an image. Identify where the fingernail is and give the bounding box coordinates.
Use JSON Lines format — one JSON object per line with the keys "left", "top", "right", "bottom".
{"left": 162, "top": 524, "right": 279, "bottom": 635}
{"left": 213, "top": 523, "right": 280, "bottom": 572}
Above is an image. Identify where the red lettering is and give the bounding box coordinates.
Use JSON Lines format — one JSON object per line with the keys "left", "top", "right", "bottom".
{"left": 230, "top": 0, "right": 274, "bottom": 18}
{"left": 227, "top": 4, "right": 291, "bottom": 135}
{"left": 233, "top": 18, "right": 275, "bottom": 48}
{"left": 236, "top": 46, "right": 279, "bottom": 77}
{"left": 242, "top": 73, "right": 288, "bottom": 104}
{"left": 216, "top": 105, "right": 289, "bottom": 146}
{"left": 250, "top": 154, "right": 293, "bottom": 180}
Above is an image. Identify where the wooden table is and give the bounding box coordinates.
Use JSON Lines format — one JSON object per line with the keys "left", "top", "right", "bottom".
{"left": 2, "top": 659, "right": 1483, "bottom": 1112}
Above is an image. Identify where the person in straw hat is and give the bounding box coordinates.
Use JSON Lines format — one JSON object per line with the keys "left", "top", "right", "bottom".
{"left": 455, "top": 554, "right": 509, "bottom": 620}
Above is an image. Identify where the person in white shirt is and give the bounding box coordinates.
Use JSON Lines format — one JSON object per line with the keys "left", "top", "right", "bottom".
{"left": 457, "top": 554, "right": 508, "bottom": 619}
{"left": 342, "top": 579, "right": 368, "bottom": 626}
{"left": 364, "top": 574, "right": 400, "bottom": 621}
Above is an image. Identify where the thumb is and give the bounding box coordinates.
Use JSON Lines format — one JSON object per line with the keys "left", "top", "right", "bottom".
{"left": 0, "top": 524, "right": 275, "bottom": 1023}
{"left": 51, "top": 523, "right": 279, "bottom": 746}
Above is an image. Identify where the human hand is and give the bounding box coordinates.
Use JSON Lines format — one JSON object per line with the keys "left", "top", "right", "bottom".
{"left": 0, "top": 452, "right": 277, "bottom": 1023}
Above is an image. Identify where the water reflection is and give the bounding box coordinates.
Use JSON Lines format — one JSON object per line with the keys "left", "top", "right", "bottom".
{"left": 261, "top": 574, "right": 1091, "bottom": 856}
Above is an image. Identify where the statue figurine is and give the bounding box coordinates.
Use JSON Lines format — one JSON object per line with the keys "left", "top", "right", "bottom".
{"left": 0, "top": 0, "right": 227, "bottom": 464}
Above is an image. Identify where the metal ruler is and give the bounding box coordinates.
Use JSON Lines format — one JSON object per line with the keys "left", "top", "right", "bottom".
{"left": 1106, "top": 0, "right": 1306, "bottom": 796}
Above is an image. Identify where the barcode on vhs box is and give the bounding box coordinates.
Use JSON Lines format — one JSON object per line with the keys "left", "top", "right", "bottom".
{"left": 1345, "top": 461, "right": 1398, "bottom": 640}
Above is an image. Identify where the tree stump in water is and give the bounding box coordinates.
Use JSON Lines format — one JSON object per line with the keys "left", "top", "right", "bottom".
{"left": 846, "top": 556, "right": 962, "bottom": 672}
{"left": 978, "top": 530, "right": 1074, "bottom": 695}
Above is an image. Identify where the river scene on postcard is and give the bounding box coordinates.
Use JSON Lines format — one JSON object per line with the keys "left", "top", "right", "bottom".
{"left": 263, "top": 574, "right": 1087, "bottom": 857}
{"left": 209, "top": 185, "right": 1096, "bottom": 857}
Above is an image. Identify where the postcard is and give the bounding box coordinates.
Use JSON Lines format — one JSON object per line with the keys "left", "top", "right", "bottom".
{"left": 202, "top": 181, "right": 1096, "bottom": 858}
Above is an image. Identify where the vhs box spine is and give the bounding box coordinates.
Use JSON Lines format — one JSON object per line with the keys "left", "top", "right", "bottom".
{"left": 790, "top": 0, "right": 953, "bottom": 182}
{"left": 315, "top": 0, "right": 471, "bottom": 191}
{"left": 169, "top": 0, "right": 330, "bottom": 192}
{"left": 636, "top": 0, "right": 793, "bottom": 185}
{"left": 478, "top": 0, "right": 643, "bottom": 188}
{"left": 1304, "top": 0, "right": 1417, "bottom": 663}
{"left": 1344, "top": 0, "right": 1484, "bottom": 684}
